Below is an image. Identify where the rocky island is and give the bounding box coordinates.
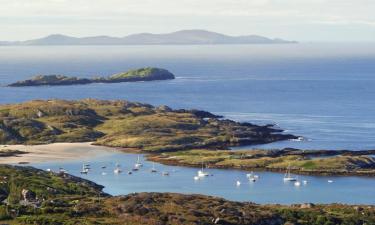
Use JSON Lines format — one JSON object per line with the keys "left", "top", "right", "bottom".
{"left": 0, "top": 99, "right": 296, "bottom": 152}
{"left": 0, "top": 165, "right": 374, "bottom": 225}
{"left": 7, "top": 67, "right": 175, "bottom": 87}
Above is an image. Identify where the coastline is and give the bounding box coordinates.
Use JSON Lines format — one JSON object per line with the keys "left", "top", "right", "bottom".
{"left": 0, "top": 142, "right": 115, "bottom": 164}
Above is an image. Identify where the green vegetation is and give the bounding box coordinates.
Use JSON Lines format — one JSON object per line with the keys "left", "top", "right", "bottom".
{"left": 148, "top": 149, "right": 375, "bottom": 176}
{"left": 108, "top": 67, "right": 174, "bottom": 81}
{"left": 8, "top": 67, "right": 175, "bottom": 87}
{"left": 0, "top": 99, "right": 295, "bottom": 152}
{"left": 0, "top": 165, "right": 374, "bottom": 225}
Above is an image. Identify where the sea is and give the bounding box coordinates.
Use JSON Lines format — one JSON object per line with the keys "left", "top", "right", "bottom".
{"left": 1, "top": 43, "right": 375, "bottom": 204}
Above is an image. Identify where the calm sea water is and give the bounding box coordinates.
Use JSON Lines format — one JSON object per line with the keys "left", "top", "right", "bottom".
{"left": 1, "top": 44, "right": 375, "bottom": 150}
{"left": 2, "top": 44, "right": 375, "bottom": 203}
{"left": 31, "top": 152, "right": 375, "bottom": 205}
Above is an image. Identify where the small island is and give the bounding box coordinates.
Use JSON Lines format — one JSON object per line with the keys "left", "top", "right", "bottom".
{"left": 7, "top": 67, "right": 175, "bottom": 87}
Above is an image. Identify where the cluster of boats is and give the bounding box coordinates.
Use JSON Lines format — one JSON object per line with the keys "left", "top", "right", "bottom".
{"left": 51, "top": 161, "right": 335, "bottom": 187}
{"left": 78, "top": 155, "right": 170, "bottom": 176}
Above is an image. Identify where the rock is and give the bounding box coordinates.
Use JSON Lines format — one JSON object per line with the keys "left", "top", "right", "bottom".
{"left": 156, "top": 105, "right": 172, "bottom": 112}
{"left": 21, "top": 189, "right": 36, "bottom": 202}
{"left": 300, "top": 203, "right": 315, "bottom": 209}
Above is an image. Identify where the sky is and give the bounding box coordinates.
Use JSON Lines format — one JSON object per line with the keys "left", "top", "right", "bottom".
{"left": 1, "top": 0, "right": 375, "bottom": 42}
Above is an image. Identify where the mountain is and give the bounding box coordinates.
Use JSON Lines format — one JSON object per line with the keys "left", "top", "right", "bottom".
{"left": 1, "top": 30, "right": 297, "bottom": 45}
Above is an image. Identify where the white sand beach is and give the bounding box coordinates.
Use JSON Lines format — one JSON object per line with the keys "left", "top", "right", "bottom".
{"left": 0, "top": 142, "right": 116, "bottom": 164}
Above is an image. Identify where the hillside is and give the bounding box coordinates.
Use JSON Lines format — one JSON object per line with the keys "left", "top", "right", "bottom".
{"left": 0, "top": 165, "right": 374, "bottom": 225}
{"left": 0, "top": 30, "right": 297, "bottom": 46}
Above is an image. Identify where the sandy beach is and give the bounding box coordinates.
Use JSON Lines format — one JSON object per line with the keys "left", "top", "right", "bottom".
{"left": 0, "top": 142, "right": 116, "bottom": 164}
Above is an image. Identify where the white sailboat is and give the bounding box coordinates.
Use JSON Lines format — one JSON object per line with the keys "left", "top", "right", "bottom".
{"left": 246, "top": 171, "right": 258, "bottom": 182}
{"left": 283, "top": 165, "right": 297, "bottom": 182}
{"left": 197, "top": 162, "right": 209, "bottom": 177}
{"left": 151, "top": 162, "right": 157, "bottom": 173}
{"left": 134, "top": 155, "right": 143, "bottom": 169}
{"left": 80, "top": 164, "right": 88, "bottom": 174}
{"left": 114, "top": 164, "right": 122, "bottom": 174}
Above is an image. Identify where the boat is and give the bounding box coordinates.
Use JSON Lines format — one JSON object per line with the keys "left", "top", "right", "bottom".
{"left": 303, "top": 180, "right": 308, "bottom": 185}
{"left": 151, "top": 162, "right": 157, "bottom": 173}
{"left": 246, "top": 171, "right": 258, "bottom": 182}
{"left": 113, "top": 166, "right": 122, "bottom": 174}
{"left": 80, "top": 166, "right": 88, "bottom": 174}
{"left": 162, "top": 171, "right": 169, "bottom": 176}
{"left": 194, "top": 176, "right": 200, "bottom": 180}
{"left": 132, "top": 167, "right": 139, "bottom": 171}
{"left": 328, "top": 180, "right": 333, "bottom": 183}
{"left": 283, "top": 165, "right": 297, "bottom": 182}
{"left": 59, "top": 167, "right": 68, "bottom": 174}
{"left": 197, "top": 162, "right": 209, "bottom": 177}
{"left": 128, "top": 171, "right": 132, "bottom": 175}
{"left": 236, "top": 181, "right": 241, "bottom": 186}
{"left": 101, "top": 172, "right": 107, "bottom": 176}
{"left": 134, "top": 155, "right": 143, "bottom": 169}
{"left": 101, "top": 166, "right": 107, "bottom": 169}
{"left": 294, "top": 181, "right": 301, "bottom": 186}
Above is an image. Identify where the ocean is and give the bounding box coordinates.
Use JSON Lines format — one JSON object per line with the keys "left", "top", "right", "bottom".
{"left": 1, "top": 43, "right": 375, "bottom": 150}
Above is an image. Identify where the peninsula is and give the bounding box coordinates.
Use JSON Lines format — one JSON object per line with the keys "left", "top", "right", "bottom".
{"left": 8, "top": 67, "right": 175, "bottom": 87}
{"left": 147, "top": 148, "right": 375, "bottom": 176}
{"left": 0, "top": 99, "right": 296, "bottom": 151}
{"left": 0, "top": 165, "right": 373, "bottom": 224}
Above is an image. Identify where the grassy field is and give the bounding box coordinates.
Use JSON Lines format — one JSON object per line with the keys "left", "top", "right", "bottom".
{"left": 0, "top": 165, "right": 374, "bottom": 225}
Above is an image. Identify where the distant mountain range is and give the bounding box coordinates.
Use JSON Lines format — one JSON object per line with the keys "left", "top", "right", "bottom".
{"left": 0, "top": 30, "right": 297, "bottom": 45}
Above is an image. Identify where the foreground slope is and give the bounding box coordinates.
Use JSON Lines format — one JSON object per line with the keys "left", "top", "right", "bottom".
{"left": 0, "top": 165, "right": 374, "bottom": 225}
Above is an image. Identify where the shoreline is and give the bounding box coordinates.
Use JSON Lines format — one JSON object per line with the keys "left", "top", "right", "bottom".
{"left": 2, "top": 142, "right": 374, "bottom": 177}
{"left": 0, "top": 142, "right": 116, "bottom": 164}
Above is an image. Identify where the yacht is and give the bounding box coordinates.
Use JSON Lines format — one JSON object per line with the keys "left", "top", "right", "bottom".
{"left": 283, "top": 165, "right": 297, "bottom": 182}
{"left": 114, "top": 166, "right": 122, "bottom": 174}
{"left": 197, "top": 162, "right": 209, "bottom": 177}
{"left": 151, "top": 162, "right": 157, "bottom": 173}
{"left": 80, "top": 164, "right": 89, "bottom": 174}
{"left": 134, "top": 155, "right": 143, "bottom": 169}
{"left": 246, "top": 171, "right": 258, "bottom": 182}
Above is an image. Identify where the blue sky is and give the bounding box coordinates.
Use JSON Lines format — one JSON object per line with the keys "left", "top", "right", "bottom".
{"left": 1, "top": 0, "right": 375, "bottom": 42}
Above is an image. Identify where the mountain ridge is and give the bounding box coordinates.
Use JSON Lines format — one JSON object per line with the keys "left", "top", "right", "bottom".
{"left": 0, "top": 29, "right": 297, "bottom": 45}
